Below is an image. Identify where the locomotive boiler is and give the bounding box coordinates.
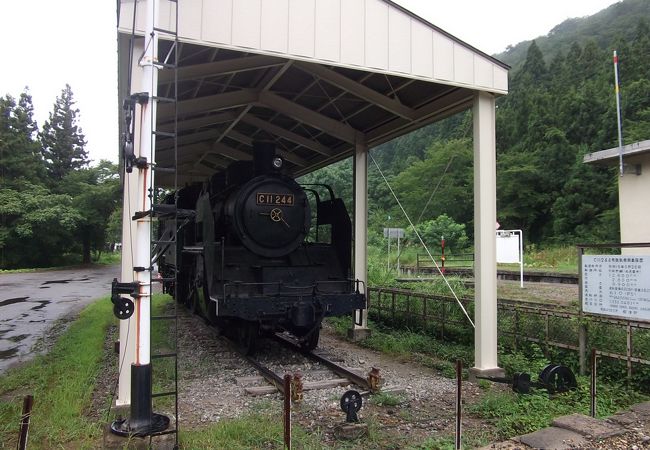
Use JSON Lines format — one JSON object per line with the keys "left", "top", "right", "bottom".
{"left": 156, "top": 142, "right": 365, "bottom": 352}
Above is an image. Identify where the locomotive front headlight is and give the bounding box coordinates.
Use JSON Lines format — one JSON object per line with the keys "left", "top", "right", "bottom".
{"left": 272, "top": 157, "right": 283, "bottom": 169}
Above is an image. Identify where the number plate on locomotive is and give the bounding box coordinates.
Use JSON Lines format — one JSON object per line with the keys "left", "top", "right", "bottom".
{"left": 256, "top": 193, "right": 294, "bottom": 206}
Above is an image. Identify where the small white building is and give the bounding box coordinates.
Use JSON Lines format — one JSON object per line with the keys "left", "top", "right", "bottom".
{"left": 584, "top": 139, "right": 650, "bottom": 253}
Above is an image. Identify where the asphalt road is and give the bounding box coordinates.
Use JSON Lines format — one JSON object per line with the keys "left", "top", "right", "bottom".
{"left": 0, "top": 264, "right": 119, "bottom": 374}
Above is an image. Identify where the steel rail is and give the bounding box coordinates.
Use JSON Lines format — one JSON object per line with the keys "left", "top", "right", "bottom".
{"left": 273, "top": 333, "right": 373, "bottom": 392}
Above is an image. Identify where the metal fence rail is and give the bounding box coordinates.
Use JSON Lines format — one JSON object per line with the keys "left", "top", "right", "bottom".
{"left": 367, "top": 287, "right": 650, "bottom": 377}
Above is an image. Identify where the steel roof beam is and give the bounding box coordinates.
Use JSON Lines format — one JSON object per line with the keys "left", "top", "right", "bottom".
{"left": 294, "top": 61, "right": 417, "bottom": 121}
{"left": 158, "top": 89, "right": 258, "bottom": 121}
{"left": 241, "top": 114, "right": 333, "bottom": 157}
{"left": 259, "top": 91, "right": 360, "bottom": 144}
{"left": 158, "top": 54, "right": 285, "bottom": 84}
{"left": 158, "top": 111, "right": 237, "bottom": 133}
{"left": 226, "top": 129, "right": 307, "bottom": 167}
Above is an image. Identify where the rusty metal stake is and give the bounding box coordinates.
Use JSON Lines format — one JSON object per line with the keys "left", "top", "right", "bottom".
{"left": 367, "top": 367, "right": 381, "bottom": 393}
{"left": 283, "top": 374, "right": 292, "bottom": 450}
{"left": 455, "top": 360, "right": 462, "bottom": 450}
{"left": 590, "top": 349, "right": 597, "bottom": 418}
{"left": 18, "top": 394, "right": 34, "bottom": 450}
{"left": 291, "top": 372, "right": 303, "bottom": 403}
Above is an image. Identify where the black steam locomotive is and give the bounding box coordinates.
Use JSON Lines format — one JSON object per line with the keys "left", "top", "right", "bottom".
{"left": 156, "top": 142, "right": 365, "bottom": 352}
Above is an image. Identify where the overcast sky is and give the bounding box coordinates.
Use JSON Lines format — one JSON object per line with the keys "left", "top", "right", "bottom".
{"left": 0, "top": 0, "right": 619, "bottom": 164}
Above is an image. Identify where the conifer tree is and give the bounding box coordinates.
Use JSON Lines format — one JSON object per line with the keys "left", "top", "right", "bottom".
{"left": 40, "top": 84, "right": 88, "bottom": 182}
{"left": 0, "top": 90, "right": 45, "bottom": 188}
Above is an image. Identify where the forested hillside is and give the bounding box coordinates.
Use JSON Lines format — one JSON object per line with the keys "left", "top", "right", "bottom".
{"left": 301, "top": 0, "right": 650, "bottom": 251}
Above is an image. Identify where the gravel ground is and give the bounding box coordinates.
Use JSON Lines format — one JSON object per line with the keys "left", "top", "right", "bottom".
{"left": 92, "top": 305, "right": 496, "bottom": 448}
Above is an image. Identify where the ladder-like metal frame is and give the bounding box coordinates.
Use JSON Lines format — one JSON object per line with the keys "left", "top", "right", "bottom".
{"left": 148, "top": 0, "right": 180, "bottom": 447}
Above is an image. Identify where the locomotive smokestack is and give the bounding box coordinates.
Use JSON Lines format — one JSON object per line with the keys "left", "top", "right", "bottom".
{"left": 253, "top": 141, "right": 278, "bottom": 175}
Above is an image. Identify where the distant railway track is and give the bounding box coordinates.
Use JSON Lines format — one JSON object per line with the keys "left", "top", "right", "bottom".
{"left": 399, "top": 267, "right": 578, "bottom": 285}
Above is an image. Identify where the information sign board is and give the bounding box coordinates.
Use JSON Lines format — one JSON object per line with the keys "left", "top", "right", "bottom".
{"left": 581, "top": 255, "right": 650, "bottom": 321}
{"left": 383, "top": 228, "right": 405, "bottom": 238}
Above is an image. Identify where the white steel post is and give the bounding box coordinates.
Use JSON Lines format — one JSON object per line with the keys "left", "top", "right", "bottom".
{"left": 351, "top": 139, "right": 370, "bottom": 338}
{"left": 117, "top": 39, "right": 145, "bottom": 408}
{"left": 472, "top": 92, "right": 501, "bottom": 374}
{"left": 112, "top": 0, "right": 169, "bottom": 435}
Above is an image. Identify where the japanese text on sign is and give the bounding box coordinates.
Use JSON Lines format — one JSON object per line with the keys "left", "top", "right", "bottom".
{"left": 581, "top": 255, "right": 650, "bottom": 321}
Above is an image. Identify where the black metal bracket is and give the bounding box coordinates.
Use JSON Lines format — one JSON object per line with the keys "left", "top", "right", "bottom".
{"left": 121, "top": 93, "right": 150, "bottom": 173}
{"left": 110, "top": 278, "right": 140, "bottom": 320}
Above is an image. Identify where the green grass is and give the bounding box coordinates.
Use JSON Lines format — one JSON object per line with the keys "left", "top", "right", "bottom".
{"left": 0, "top": 297, "right": 114, "bottom": 449}
{"left": 469, "top": 380, "right": 648, "bottom": 440}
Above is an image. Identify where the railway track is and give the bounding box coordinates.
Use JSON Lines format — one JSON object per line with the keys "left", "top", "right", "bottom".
{"left": 236, "top": 333, "right": 382, "bottom": 399}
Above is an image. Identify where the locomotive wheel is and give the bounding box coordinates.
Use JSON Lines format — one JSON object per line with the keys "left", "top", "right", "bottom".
{"left": 300, "top": 329, "right": 320, "bottom": 351}
{"left": 543, "top": 365, "right": 577, "bottom": 394}
{"left": 237, "top": 322, "right": 259, "bottom": 355}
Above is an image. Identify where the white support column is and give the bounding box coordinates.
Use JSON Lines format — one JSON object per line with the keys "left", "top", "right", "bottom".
{"left": 471, "top": 91, "right": 502, "bottom": 375}
{"left": 116, "top": 39, "right": 145, "bottom": 408}
{"left": 349, "top": 139, "right": 371, "bottom": 340}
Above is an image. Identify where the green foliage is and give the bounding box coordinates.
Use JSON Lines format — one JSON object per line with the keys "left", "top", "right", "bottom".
{"left": 470, "top": 380, "right": 648, "bottom": 440}
{"left": 408, "top": 214, "right": 469, "bottom": 252}
{"left": 39, "top": 84, "right": 88, "bottom": 181}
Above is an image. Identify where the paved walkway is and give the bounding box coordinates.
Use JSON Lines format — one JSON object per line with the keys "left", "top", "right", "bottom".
{"left": 481, "top": 402, "right": 650, "bottom": 449}
{"left": 0, "top": 265, "right": 119, "bottom": 374}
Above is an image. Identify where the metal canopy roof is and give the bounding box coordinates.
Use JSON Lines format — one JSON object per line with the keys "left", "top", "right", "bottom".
{"left": 117, "top": 0, "right": 509, "bottom": 186}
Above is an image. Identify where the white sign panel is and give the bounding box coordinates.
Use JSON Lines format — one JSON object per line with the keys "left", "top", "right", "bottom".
{"left": 496, "top": 232, "right": 521, "bottom": 264}
{"left": 582, "top": 255, "right": 650, "bottom": 321}
{"left": 383, "top": 228, "right": 405, "bottom": 238}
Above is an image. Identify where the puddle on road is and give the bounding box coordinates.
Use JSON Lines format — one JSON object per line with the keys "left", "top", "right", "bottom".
{"left": 42, "top": 277, "right": 90, "bottom": 285}
{"left": 0, "top": 297, "right": 29, "bottom": 307}
{"left": 8, "top": 334, "right": 29, "bottom": 343}
{"left": 0, "top": 347, "right": 19, "bottom": 360}
{"left": 30, "top": 301, "right": 50, "bottom": 311}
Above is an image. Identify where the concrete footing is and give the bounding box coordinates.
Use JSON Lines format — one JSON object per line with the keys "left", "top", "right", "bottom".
{"left": 468, "top": 366, "right": 506, "bottom": 383}
{"left": 334, "top": 422, "right": 369, "bottom": 440}
{"left": 347, "top": 327, "right": 371, "bottom": 341}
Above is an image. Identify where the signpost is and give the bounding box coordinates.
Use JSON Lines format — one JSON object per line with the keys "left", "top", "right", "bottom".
{"left": 581, "top": 254, "right": 650, "bottom": 321}
{"left": 496, "top": 230, "right": 524, "bottom": 287}
{"left": 384, "top": 228, "right": 405, "bottom": 271}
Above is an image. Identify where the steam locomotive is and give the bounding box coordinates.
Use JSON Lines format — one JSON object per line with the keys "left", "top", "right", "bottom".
{"left": 155, "top": 142, "right": 365, "bottom": 353}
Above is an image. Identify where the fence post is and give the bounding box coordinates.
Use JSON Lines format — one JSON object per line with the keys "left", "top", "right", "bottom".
{"left": 626, "top": 323, "right": 632, "bottom": 380}
{"left": 284, "top": 374, "right": 292, "bottom": 450}
{"left": 18, "top": 395, "right": 34, "bottom": 450}
{"left": 578, "top": 321, "right": 587, "bottom": 376}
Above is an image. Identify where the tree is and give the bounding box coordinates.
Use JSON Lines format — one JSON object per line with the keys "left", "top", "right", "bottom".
{"left": 40, "top": 84, "right": 88, "bottom": 182}
{"left": 0, "top": 90, "right": 45, "bottom": 188}
{"left": 57, "top": 160, "right": 120, "bottom": 263}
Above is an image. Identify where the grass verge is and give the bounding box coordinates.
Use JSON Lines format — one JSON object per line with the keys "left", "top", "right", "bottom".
{"left": 0, "top": 297, "right": 114, "bottom": 448}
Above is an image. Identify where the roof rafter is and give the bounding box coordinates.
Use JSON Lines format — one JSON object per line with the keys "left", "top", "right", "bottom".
{"left": 241, "top": 114, "right": 333, "bottom": 157}
{"left": 158, "top": 89, "right": 259, "bottom": 121}
{"left": 259, "top": 91, "right": 361, "bottom": 144}
{"left": 294, "top": 61, "right": 418, "bottom": 121}
{"left": 226, "top": 129, "right": 307, "bottom": 167}
{"left": 159, "top": 54, "right": 285, "bottom": 84}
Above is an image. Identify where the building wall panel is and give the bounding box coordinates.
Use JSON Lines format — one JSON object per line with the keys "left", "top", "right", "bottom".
{"left": 202, "top": 0, "right": 233, "bottom": 44}
{"left": 432, "top": 33, "right": 454, "bottom": 81}
{"left": 388, "top": 6, "right": 411, "bottom": 73}
{"left": 340, "top": 0, "right": 365, "bottom": 66}
{"left": 365, "top": 0, "right": 389, "bottom": 70}
{"left": 288, "top": 0, "right": 316, "bottom": 57}
{"left": 232, "top": 0, "right": 261, "bottom": 49}
{"left": 177, "top": 0, "right": 201, "bottom": 41}
{"left": 454, "top": 44, "right": 474, "bottom": 85}
{"left": 411, "top": 19, "right": 433, "bottom": 78}
{"left": 261, "top": 0, "right": 289, "bottom": 53}
{"left": 474, "top": 55, "right": 494, "bottom": 89}
{"left": 315, "top": 0, "right": 341, "bottom": 62}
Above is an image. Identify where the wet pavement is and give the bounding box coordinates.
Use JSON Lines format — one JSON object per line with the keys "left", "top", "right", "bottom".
{"left": 0, "top": 265, "right": 119, "bottom": 374}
